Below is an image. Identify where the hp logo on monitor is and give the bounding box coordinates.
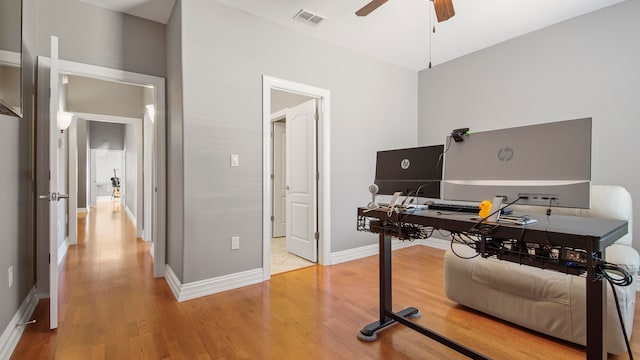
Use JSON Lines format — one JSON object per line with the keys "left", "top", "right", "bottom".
{"left": 400, "top": 159, "right": 411, "bottom": 169}
{"left": 497, "top": 147, "right": 514, "bottom": 162}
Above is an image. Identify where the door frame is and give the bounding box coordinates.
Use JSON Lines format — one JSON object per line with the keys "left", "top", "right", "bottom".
{"left": 54, "top": 59, "right": 166, "bottom": 278}
{"left": 262, "top": 75, "right": 331, "bottom": 280}
{"left": 270, "top": 113, "right": 286, "bottom": 238}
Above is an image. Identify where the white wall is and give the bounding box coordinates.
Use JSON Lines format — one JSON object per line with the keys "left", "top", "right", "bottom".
{"left": 418, "top": 1, "right": 640, "bottom": 250}
{"left": 170, "top": 0, "right": 417, "bottom": 283}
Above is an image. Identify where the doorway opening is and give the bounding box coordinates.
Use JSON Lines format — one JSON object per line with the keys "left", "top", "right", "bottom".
{"left": 262, "top": 76, "right": 331, "bottom": 280}
{"left": 54, "top": 60, "right": 166, "bottom": 278}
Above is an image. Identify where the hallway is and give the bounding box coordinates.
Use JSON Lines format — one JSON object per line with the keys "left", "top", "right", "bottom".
{"left": 13, "top": 200, "right": 168, "bottom": 358}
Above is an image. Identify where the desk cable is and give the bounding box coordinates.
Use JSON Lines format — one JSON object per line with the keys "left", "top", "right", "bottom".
{"left": 595, "top": 260, "right": 634, "bottom": 359}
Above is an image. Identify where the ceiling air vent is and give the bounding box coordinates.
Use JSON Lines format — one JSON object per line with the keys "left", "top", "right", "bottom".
{"left": 293, "top": 9, "right": 327, "bottom": 26}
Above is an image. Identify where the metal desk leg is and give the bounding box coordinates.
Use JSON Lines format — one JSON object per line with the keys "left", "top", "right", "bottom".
{"left": 586, "top": 248, "right": 606, "bottom": 360}
{"left": 358, "top": 233, "right": 419, "bottom": 341}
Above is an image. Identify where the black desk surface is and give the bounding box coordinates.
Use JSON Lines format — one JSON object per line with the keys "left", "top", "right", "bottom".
{"left": 358, "top": 207, "right": 628, "bottom": 252}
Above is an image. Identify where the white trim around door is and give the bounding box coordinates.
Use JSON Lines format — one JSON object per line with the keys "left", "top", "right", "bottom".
{"left": 262, "top": 75, "right": 331, "bottom": 281}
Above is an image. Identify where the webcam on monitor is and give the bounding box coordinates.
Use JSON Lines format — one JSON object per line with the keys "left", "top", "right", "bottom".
{"left": 451, "top": 128, "right": 470, "bottom": 142}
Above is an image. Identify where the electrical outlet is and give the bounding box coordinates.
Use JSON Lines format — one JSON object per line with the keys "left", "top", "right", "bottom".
{"left": 8, "top": 266, "right": 14, "bottom": 288}
{"left": 230, "top": 154, "right": 240, "bottom": 167}
{"left": 231, "top": 236, "right": 240, "bottom": 250}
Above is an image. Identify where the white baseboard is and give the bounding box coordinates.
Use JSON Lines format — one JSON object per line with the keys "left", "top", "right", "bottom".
{"left": 330, "top": 237, "right": 452, "bottom": 265}
{"left": 165, "top": 265, "right": 263, "bottom": 302}
{"left": 125, "top": 206, "right": 136, "bottom": 226}
{"left": 330, "top": 238, "right": 421, "bottom": 265}
{"left": 124, "top": 206, "right": 144, "bottom": 238}
{"left": 77, "top": 207, "right": 88, "bottom": 213}
{"left": 58, "top": 237, "right": 69, "bottom": 266}
{"left": 0, "top": 287, "right": 38, "bottom": 360}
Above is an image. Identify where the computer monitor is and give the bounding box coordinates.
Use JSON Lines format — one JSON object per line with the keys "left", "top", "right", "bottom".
{"left": 374, "top": 144, "right": 444, "bottom": 198}
{"left": 442, "top": 118, "right": 592, "bottom": 208}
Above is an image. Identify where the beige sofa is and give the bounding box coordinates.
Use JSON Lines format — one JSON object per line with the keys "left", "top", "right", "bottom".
{"left": 443, "top": 185, "right": 638, "bottom": 354}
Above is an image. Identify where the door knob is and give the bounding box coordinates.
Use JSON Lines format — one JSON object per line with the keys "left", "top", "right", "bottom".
{"left": 38, "top": 193, "right": 69, "bottom": 201}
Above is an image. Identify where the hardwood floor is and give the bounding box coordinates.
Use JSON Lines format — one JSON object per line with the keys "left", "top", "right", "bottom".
{"left": 11, "top": 199, "right": 640, "bottom": 359}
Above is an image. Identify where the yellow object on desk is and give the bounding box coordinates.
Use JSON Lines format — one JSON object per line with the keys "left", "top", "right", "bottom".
{"left": 478, "top": 200, "right": 491, "bottom": 218}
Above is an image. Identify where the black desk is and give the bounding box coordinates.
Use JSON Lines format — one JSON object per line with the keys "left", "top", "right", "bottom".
{"left": 357, "top": 207, "right": 628, "bottom": 360}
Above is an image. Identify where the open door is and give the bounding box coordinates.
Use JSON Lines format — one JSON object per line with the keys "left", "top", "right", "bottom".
{"left": 36, "top": 36, "right": 63, "bottom": 329}
{"left": 285, "top": 99, "right": 317, "bottom": 262}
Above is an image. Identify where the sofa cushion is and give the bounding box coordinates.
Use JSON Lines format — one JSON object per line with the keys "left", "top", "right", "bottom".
{"left": 472, "top": 257, "right": 570, "bottom": 304}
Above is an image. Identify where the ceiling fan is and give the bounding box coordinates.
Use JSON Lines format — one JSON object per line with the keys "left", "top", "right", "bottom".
{"left": 356, "top": 0, "right": 455, "bottom": 22}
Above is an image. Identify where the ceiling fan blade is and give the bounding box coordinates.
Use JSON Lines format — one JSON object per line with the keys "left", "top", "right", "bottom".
{"left": 356, "top": 0, "right": 389, "bottom": 16}
{"left": 433, "top": 0, "right": 455, "bottom": 22}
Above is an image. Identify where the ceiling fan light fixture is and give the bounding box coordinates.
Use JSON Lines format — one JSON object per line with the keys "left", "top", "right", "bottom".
{"left": 433, "top": 0, "right": 455, "bottom": 22}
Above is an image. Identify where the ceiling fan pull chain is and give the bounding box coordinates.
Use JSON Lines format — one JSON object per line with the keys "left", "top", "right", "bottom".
{"left": 429, "top": 0, "right": 434, "bottom": 68}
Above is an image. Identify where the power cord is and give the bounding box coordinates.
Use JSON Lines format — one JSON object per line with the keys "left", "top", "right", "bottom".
{"left": 595, "top": 261, "right": 634, "bottom": 359}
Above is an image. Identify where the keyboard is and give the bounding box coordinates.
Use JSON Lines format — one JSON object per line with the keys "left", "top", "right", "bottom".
{"left": 427, "top": 202, "right": 513, "bottom": 215}
{"left": 427, "top": 202, "right": 480, "bottom": 213}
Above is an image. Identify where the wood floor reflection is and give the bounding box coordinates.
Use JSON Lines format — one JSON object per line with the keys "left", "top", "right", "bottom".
{"left": 11, "top": 199, "right": 640, "bottom": 359}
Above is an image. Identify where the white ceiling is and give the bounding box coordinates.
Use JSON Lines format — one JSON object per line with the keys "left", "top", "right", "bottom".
{"left": 80, "top": 0, "right": 176, "bottom": 24}
{"left": 81, "top": 0, "right": 626, "bottom": 71}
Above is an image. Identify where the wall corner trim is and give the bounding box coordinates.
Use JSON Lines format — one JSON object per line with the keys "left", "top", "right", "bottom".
{"left": 165, "top": 265, "right": 263, "bottom": 302}
{"left": 0, "top": 287, "right": 39, "bottom": 360}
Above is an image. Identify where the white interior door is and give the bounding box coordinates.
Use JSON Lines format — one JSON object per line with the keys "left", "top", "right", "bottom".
{"left": 272, "top": 120, "right": 286, "bottom": 237}
{"left": 49, "top": 36, "right": 61, "bottom": 330}
{"left": 285, "top": 99, "right": 317, "bottom": 262}
{"left": 36, "top": 36, "right": 62, "bottom": 329}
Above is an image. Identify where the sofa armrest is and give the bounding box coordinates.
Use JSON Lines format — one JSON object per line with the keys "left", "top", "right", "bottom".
{"left": 605, "top": 243, "right": 640, "bottom": 275}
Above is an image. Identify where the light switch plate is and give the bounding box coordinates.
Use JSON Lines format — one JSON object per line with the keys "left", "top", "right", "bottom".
{"left": 8, "top": 266, "right": 13, "bottom": 288}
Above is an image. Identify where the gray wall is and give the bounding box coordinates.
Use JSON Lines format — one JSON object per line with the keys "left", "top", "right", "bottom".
{"left": 0, "top": 115, "right": 21, "bottom": 342}
{"left": 271, "top": 89, "right": 312, "bottom": 113}
{"left": 76, "top": 118, "right": 88, "bottom": 209}
{"left": 169, "top": 0, "right": 417, "bottom": 283}
{"left": 0, "top": 65, "right": 21, "bottom": 108}
{"left": 0, "top": 0, "right": 37, "bottom": 341}
{"left": 166, "top": 0, "right": 184, "bottom": 280}
{"left": 418, "top": 1, "right": 640, "bottom": 250}
{"left": 36, "top": 0, "right": 166, "bottom": 77}
{"left": 66, "top": 75, "right": 145, "bottom": 118}
{"left": 0, "top": 0, "right": 21, "bottom": 52}
{"left": 89, "top": 122, "right": 125, "bottom": 150}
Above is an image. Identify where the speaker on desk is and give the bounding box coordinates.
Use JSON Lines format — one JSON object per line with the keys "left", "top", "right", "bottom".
{"left": 368, "top": 184, "right": 379, "bottom": 209}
